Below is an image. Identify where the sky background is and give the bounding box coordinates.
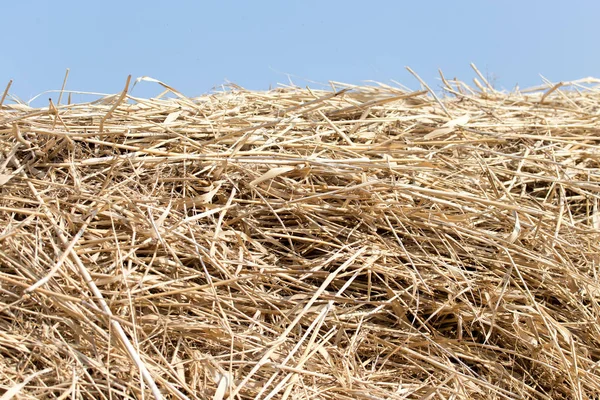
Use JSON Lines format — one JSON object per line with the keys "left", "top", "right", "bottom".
{"left": 2, "top": 1, "right": 600, "bottom": 106}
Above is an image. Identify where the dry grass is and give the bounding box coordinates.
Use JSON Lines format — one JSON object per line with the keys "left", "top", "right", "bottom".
{"left": 1, "top": 71, "right": 600, "bottom": 399}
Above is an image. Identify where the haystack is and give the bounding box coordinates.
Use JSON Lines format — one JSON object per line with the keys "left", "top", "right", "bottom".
{"left": 1, "top": 69, "right": 600, "bottom": 399}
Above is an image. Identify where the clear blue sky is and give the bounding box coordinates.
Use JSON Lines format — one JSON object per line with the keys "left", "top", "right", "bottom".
{"left": 3, "top": 1, "right": 600, "bottom": 105}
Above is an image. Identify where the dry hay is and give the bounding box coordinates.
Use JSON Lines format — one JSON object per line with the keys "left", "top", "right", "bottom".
{"left": 1, "top": 71, "right": 600, "bottom": 400}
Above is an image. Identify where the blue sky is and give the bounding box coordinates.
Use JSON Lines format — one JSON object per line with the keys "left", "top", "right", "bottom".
{"left": 3, "top": 1, "right": 600, "bottom": 105}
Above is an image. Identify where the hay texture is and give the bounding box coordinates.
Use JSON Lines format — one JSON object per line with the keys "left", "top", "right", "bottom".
{"left": 1, "top": 72, "right": 600, "bottom": 400}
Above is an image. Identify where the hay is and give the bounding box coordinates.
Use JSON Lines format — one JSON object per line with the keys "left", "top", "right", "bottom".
{"left": 1, "top": 72, "right": 600, "bottom": 400}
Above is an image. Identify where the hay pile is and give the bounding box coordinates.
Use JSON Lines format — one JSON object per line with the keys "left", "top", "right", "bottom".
{"left": 1, "top": 72, "right": 600, "bottom": 400}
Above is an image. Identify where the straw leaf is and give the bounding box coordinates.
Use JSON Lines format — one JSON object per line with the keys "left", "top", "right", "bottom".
{"left": 163, "top": 110, "right": 182, "bottom": 124}
{"left": 506, "top": 211, "right": 521, "bottom": 243}
{"left": 250, "top": 166, "right": 295, "bottom": 186}
{"left": 424, "top": 114, "right": 470, "bottom": 139}
{"left": 213, "top": 373, "right": 229, "bottom": 400}
{"left": 424, "top": 126, "right": 454, "bottom": 139}
{"left": 0, "top": 174, "right": 13, "bottom": 186}
{"left": 444, "top": 113, "right": 470, "bottom": 128}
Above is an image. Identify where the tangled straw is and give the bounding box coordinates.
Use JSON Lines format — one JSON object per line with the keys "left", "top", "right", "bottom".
{"left": 1, "top": 72, "right": 600, "bottom": 399}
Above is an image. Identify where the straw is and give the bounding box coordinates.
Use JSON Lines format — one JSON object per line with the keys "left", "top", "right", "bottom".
{"left": 1, "top": 71, "right": 600, "bottom": 399}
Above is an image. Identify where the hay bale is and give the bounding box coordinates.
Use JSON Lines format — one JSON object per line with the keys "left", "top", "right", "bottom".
{"left": 1, "top": 75, "right": 600, "bottom": 399}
